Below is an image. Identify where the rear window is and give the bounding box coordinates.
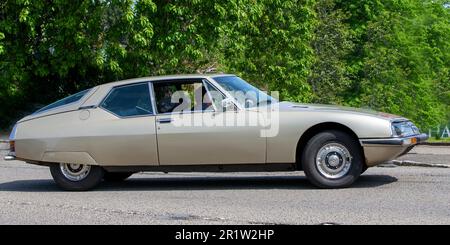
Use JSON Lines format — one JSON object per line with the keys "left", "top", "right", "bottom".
{"left": 34, "top": 89, "right": 91, "bottom": 114}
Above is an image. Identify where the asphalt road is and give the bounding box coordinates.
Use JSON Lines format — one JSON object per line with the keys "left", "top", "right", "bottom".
{"left": 397, "top": 145, "right": 450, "bottom": 166}
{"left": 0, "top": 160, "right": 449, "bottom": 225}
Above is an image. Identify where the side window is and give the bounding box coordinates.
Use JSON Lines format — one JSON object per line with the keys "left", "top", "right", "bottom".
{"left": 204, "top": 81, "right": 236, "bottom": 112}
{"left": 101, "top": 83, "right": 153, "bottom": 117}
{"left": 153, "top": 80, "right": 215, "bottom": 114}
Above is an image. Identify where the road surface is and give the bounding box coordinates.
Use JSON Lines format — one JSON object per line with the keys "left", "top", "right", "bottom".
{"left": 0, "top": 160, "right": 448, "bottom": 225}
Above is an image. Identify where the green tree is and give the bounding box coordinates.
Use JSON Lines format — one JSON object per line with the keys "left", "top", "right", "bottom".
{"left": 0, "top": 0, "right": 449, "bottom": 131}
{"left": 333, "top": 0, "right": 449, "bottom": 129}
{"left": 308, "top": 0, "right": 354, "bottom": 104}
{"left": 0, "top": 0, "right": 156, "bottom": 126}
{"left": 216, "top": 0, "right": 316, "bottom": 102}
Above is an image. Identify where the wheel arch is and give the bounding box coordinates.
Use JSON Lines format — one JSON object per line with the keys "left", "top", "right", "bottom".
{"left": 295, "top": 122, "right": 366, "bottom": 170}
{"left": 41, "top": 151, "right": 98, "bottom": 165}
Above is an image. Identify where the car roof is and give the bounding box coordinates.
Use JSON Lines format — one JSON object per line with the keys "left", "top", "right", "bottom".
{"left": 18, "top": 74, "right": 237, "bottom": 123}
{"left": 99, "top": 73, "right": 236, "bottom": 88}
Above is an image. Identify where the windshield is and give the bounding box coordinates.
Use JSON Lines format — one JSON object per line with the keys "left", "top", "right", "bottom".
{"left": 213, "top": 76, "right": 277, "bottom": 108}
{"left": 34, "top": 89, "right": 91, "bottom": 114}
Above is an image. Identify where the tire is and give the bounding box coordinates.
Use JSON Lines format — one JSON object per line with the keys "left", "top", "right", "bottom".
{"left": 103, "top": 172, "right": 134, "bottom": 182}
{"left": 50, "top": 163, "right": 104, "bottom": 191}
{"left": 361, "top": 165, "right": 368, "bottom": 174}
{"left": 301, "top": 130, "right": 363, "bottom": 188}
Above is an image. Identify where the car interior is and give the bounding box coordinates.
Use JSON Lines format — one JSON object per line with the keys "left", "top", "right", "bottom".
{"left": 153, "top": 80, "right": 214, "bottom": 113}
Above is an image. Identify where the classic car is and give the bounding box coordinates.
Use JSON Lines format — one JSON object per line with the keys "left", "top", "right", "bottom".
{"left": 4, "top": 74, "right": 428, "bottom": 190}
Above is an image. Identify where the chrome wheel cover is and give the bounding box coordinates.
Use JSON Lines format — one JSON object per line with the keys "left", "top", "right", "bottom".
{"left": 60, "top": 163, "right": 91, "bottom": 181}
{"left": 315, "top": 143, "right": 352, "bottom": 179}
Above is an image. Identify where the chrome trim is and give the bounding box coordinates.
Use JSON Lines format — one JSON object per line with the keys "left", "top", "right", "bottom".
{"left": 156, "top": 110, "right": 215, "bottom": 116}
{"left": 316, "top": 143, "right": 352, "bottom": 179}
{"left": 148, "top": 82, "right": 158, "bottom": 115}
{"left": 3, "top": 151, "right": 16, "bottom": 161}
{"left": 60, "top": 163, "right": 91, "bottom": 181}
{"left": 361, "top": 133, "right": 429, "bottom": 146}
{"left": 157, "top": 118, "right": 172, "bottom": 124}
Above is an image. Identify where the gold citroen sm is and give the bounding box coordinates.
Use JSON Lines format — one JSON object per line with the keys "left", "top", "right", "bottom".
{"left": 4, "top": 74, "right": 428, "bottom": 190}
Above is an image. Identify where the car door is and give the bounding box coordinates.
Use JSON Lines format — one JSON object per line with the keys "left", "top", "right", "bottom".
{"left": 87, "top": 82, "right": 159, "bottom": 166}
{"left": 152, "top": 78, "right": 266, "bottom": 165}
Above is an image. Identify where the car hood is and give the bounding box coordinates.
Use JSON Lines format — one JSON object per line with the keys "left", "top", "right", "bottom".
{"left": 273, "top": 101, "right": 407, "bottom": 121}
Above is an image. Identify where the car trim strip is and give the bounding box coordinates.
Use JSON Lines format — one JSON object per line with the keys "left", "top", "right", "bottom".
{"left": 148, "top": 82, "right": 158, "bottom": 115}
{"left": 360, "top": 133, "right": 429, "bottom": 146}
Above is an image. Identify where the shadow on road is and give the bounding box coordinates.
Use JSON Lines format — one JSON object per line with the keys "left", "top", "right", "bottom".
{"left": 0, "top": 174, "right": 397, "bottom": 192}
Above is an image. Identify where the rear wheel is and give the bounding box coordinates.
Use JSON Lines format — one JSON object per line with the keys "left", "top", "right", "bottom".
{"left": 301, "top": 130, "right": 363, "bottom": 188}
{"left": 103, "top": 172, "right": 134, "bottom": 182}
{"left": 50, "top": 163, "right": 104, "bottom": 191}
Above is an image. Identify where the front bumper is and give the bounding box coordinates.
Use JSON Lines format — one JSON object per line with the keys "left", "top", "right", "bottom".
{"left": 360, "top": 133, "right": 428, "bottom": 166}
{"left": 360, "top": 133, "right": 429, "bottom": 146}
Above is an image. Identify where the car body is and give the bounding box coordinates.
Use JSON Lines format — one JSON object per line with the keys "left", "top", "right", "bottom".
{"left": 4, "top": 74, "right": 428, "bottom": 190}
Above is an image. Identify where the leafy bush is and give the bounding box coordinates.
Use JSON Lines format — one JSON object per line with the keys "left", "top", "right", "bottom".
{"left": 0, "top": 0, "right": 448, "bottom": 130}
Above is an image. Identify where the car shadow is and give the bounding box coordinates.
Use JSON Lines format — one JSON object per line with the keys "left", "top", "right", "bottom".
{"left": 0, "top": 174, "right": 398, "bottom": 192}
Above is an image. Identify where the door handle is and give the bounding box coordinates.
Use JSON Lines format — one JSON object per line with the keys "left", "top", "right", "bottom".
{"left": 157, "top": 118, "right": 172, "bottom": 124}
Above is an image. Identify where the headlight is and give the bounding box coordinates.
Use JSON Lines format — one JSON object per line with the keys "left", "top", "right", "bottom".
{"left": 391, "top": 121, "right": 420, "bottom": 137}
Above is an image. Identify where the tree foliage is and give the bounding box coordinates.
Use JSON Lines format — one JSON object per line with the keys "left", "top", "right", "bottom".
{"left": 333, "top": 0, "right": 450, "bottom": 129}
{"left": 0, "top": 0, "right": 449, "bottom": 130}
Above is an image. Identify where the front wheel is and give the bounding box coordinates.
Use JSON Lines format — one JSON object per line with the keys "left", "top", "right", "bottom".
{"left": 50, "top": 163, "right": 104, "bottom": 191}
{"left": 301, "top": 130, "right": 363, "bottom": 188}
